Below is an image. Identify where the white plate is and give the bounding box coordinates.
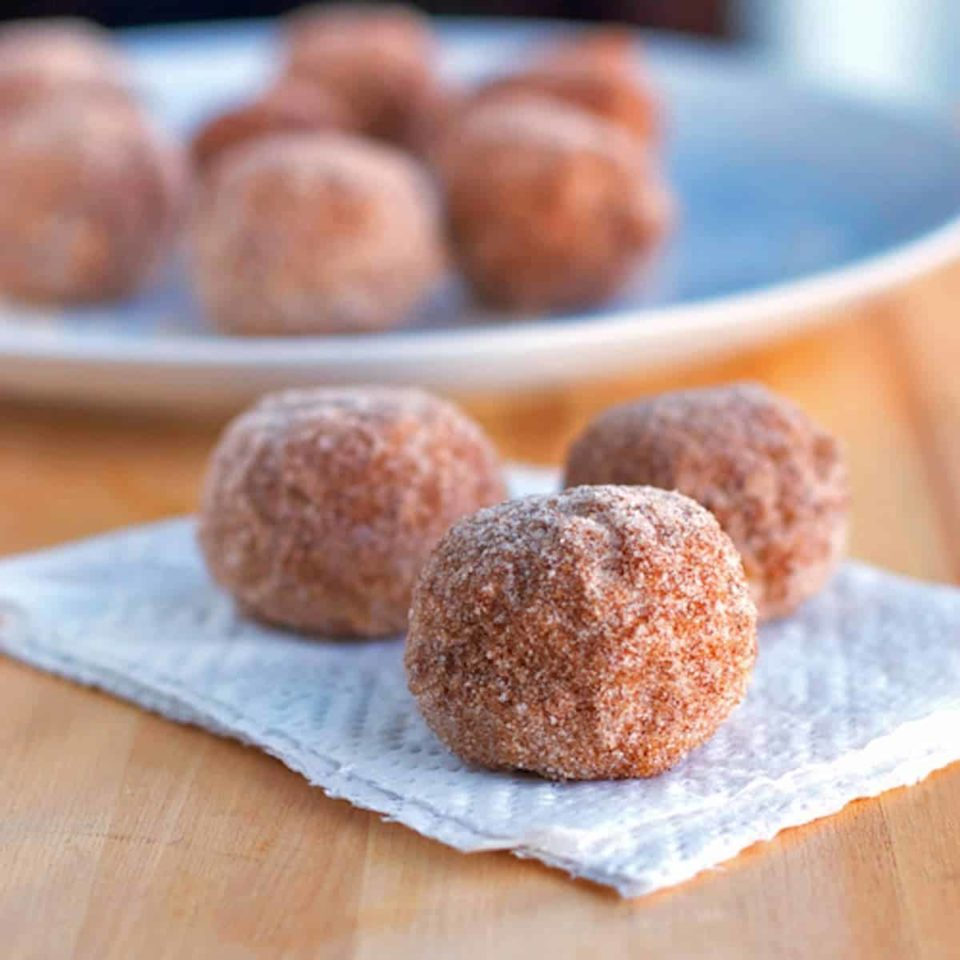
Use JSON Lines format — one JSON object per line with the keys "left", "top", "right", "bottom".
{"left": 2, "top": 18, "right": 960, "bottom": 411}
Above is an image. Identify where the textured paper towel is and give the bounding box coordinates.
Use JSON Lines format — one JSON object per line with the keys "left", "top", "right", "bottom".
{"left": 1, "top": 466, "right": 960, "bottom": 898}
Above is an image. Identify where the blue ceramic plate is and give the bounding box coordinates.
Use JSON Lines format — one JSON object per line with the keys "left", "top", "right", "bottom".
{"left": 2, "top": 18, "right": 959, "bottom": 410}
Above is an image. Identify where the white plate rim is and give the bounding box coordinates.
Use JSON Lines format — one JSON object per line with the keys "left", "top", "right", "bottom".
{"left": 1, "top": 212, "right": 957, "bottom": 370}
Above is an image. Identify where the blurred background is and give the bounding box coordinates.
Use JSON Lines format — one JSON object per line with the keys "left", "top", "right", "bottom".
{"left": 0, "top": 1, "right": 729, "bottom": 33}
{"left": 3, "top": 0, "right": 960, "bottom": 106}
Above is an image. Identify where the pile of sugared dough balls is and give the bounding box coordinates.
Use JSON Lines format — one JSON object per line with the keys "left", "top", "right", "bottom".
{"left": 0, "top": 19, "right": 187, "bottom": 305}
{"left": 199, "top": 381, "right": 848, "bottom": 781}
{"left": 0, "top": 6, "right": 673, "bottom": 328}
{"left": 188, "top": 4, "right": 674, "bottom": 332}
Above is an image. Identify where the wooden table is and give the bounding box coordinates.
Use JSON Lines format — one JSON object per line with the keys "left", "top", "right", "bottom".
{"left": 3, "top": 267, "right": 960, "bottom": 960}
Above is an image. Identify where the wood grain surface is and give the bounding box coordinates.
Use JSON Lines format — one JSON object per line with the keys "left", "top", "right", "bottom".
{"left": 2, "top": 268, "right": 960, "bottom": 959}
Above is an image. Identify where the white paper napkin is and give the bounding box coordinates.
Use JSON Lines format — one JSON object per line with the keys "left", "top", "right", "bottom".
{"left": 2, "top": 466, "right": 960, "bottom": 898}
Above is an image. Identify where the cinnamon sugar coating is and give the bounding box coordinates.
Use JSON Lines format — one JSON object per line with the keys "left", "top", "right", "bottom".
{"left": 565, "top": 383, "right": 850, "bottom": 620}
{"left": 190, "top": 80, "right": 354, "bottom": 173}
{"left": 407, "top": 485, "right": 756, "bottom": 780}
{"left": 198, "top": 387, "right": 507, "bottom": 638}
{"left": 438, "top": 98, "right": 672, "bottom": 310}
{"left": 190, "top": 133, "right": 445, "bottom": 335}
{"left": 283, "top": 3, "right": 437, "bottom": 143}
{"left": 0, "top": 97, "right": 186, "bottom": 305}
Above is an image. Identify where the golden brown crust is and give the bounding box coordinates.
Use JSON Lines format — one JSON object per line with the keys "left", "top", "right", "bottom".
{"left": 0, "top": 97, "right": 187, "bottom": 305}
{"left": 406, "top": 485, "right": 757, "bottom": 780}
{"left": 565, "top": 383, "right": 850, "bottom": 620}
{"left": 198, "top": 386, "right": 507, "bottom": 638}
{"left": 190, "top": 133, "right": 445, "bottom": 335}
{"left": 438, "top": 98, "right": 673, "bottom": 310}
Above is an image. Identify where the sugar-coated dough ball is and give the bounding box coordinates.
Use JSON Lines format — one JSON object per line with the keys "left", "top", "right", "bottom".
{"left": 0, "top": 18, "right": 129, "bottom": 92}
{"left": 457, "top": 27, "right": 657, "bottom": 149}
{"left": 467, "top": 57, "right": 658, "bottom": 146}
{"left": 0, "top": 97, "right": 187, "bottom": 305}
{"left": 191, "top": 133, "right": 445, "bottom": 335}
{"left": 190, "top": 80, "right": 354, "bottom": 174}
{"left": 535, "top": 27, "right": 640, "bottom": 77}
{"left": 407, "top": 485, "right": 757, "bottom": 780}
{"left": 439, "top": 98, "right": 672, "bottom": 310}
{"left": 283, "top": 3, "right": 437, "bottom": 143}
{"left": 565, "top": 383, "right": 850, "bottom": 620}
{"left": 0, "top": 20, "right": 131, "bottom": 119}
{"left": 401, "top": 74, "right": 462, "bottom": 159}
{"left": 0, "top": 71, "right": 129, "bottom": 115}
{"left": 198, "top": 387, "right": 507, "bottom": 638}
{"left": 418, "top": 28, "right": 653, "bottom": 163}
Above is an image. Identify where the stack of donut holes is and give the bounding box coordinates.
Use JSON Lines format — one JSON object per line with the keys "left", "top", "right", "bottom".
{"left": 200, "top": 380, "right": 849, "bottom": 781}
{"left": 0, "top": 6, "right": 673, "bottom": 330}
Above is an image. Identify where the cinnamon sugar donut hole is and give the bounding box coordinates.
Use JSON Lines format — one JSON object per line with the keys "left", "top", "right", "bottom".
{"left": 0, "top": 72, "right": 130, "bottom": 116}
{"left": 439, "top": 98, "right": 672, "bottom": 310}
{"left": 198, "top": 386, "right": 507, "bottom": 638}
{"left": 283, "top": 3, "right": 438, "bottom": 143}
{"left": 0, "top": 18, "right": 129, "bottom": 94}
{"left": 565, "top": 384, "right": 850, "bottom": 620}
{"left": 191, "top": 133, "right": 445, "bottom": 335}
{"left": 0, "top": 97, "right": 186, "bottom": 305}
{"left": 466, "top": 59, "right": 658, "bottom": 147}
{"left": 418, "top": 29, "right": 653, "bottom": 163}
{"left": 535, "top": 27, "right": 639, "bottom": 78}
{"left": 0, "top": 20, "right": 132, "bottom": 119}
{"left": 190, "top": 80, "right": 354, "bottom": 174}
{"left": 406, "top": 485, "right": 757, "bottom": 780}
{"left": 402, "top": 75, "right": 462, "bottom": 160}
{"left": 457, "top": 26, "right": 657, "bottom": 149}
